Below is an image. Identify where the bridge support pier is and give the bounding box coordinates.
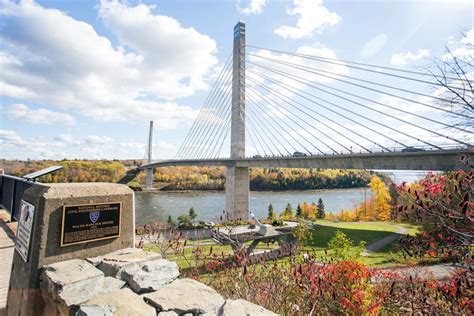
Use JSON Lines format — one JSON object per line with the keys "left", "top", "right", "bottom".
{"left": 225, "top": 165, "right": 249, "bottom": 221}
{"left": 225, "top": 21, "right": 249, "bottom": 221}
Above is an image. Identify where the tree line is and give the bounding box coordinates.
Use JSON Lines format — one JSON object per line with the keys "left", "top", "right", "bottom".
{"left": 2, "top": 159, "right": 378, "bottom": 191}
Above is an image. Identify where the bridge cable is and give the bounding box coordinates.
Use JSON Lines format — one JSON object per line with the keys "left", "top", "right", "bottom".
{"left": 247, "top": 85, "right": 338, "bottom": 154}
{"left": 176, "top": 53, "right": 232, "bottom": 158}
{"left": 244, "top": 100, "right": 289, "bottom": 156}
{"left": 248, "top": 53, "right": 473, "bottom": 122}
{"left": 247, "top": 81, "right": 358, "bottom": 154}
{"left": 246, "top": 45, "right": 470, "bottom": 89}
{"left": 193, "top": 88, "right": 232, "bottom": 159}
{"left": 250, "top": 62, "right": 472, "bottom": 148}
{"left": 177, "top": 54, "right": 233, "bottom": 158}
{"left": 182, "top": 64, "right": 233, "bottom": 159}
{"left": 245, "top": 92, "right": 316, "bottom": 155}
{"left": 185, "top": 68, "right": 232, "bottom": 159}
{"left": 246, "top": 69, "right": 394, "bottom": 152}
{"left": 246, "top": 79, "right": 373, "bottom": 153}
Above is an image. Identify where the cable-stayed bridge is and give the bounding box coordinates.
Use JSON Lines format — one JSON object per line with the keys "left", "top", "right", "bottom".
{"left": 126, "top": 21, "right": 473, "bottom": 220}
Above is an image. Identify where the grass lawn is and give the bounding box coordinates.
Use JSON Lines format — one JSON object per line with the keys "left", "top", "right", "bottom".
{"left": 144, "top": 220, "right": 422, "bottom": 269}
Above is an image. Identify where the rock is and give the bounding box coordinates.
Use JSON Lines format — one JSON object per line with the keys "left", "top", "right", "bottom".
{"left": 41, "top": 259, "right": 105, "bottom": 306}
{"left": 144, "top": 278, "right": 225, "bottom": 314}
{"left": 88, "top": 248, "right": 162, "bottom": 277}
{"left": 121, "top": 259, "right": 179, "bottom": 293}
{"left": 97, "top": 277, "right": 125, "bottom": 294}
{"left": 219, "top": 299, "right": 277, "bottom": 315}
{"left": 77, "top": 288, "right": 155, "bottom": 316}
{"left": 158, "top": 312, "right": 179, "bottom": 316}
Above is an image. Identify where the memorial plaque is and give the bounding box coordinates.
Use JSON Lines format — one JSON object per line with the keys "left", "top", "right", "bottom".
{"left": 15, "top": 200, "right": 35, "bottom": 262}
{"left": 60, "top": 202, "right": 121, "bottom": 246}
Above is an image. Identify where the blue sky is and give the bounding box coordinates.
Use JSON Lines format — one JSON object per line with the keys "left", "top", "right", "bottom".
{"left": 0, "top": 0, "right": 473, "bottom": 160}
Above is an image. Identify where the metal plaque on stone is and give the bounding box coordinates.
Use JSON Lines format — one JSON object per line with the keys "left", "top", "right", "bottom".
{"left": 60, "top": 202, "right": 121, "bottom": 246}
{"left": 15, "top": 200, "right": 35, "bottom": 262}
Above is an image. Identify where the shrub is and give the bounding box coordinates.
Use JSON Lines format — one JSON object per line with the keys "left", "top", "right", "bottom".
{"left": 327, "top": 230, "right": 366, "bottom": 262}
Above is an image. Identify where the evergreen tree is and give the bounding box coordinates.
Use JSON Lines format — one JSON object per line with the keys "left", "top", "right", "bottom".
{"left": 267, "top": 203, "right": 276, "bottom": 221}
{"left": 167, "top": 215, "right": 174, "bottom": 225}
{"left": 296, "top": 204, "right": 303, "bottom": 218}
{"left": 317, "top": 198, "right": 325, "bottom": 219}
{"left": 280, "top": 203, "right": 294, "bottom": 219}
{"left": 188, "top": 207, "right": 198, "bottom": 222}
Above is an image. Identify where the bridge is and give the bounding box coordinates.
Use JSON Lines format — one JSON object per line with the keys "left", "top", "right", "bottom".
{"left": 125, "top": 21, "right": 473, "bottom": 221}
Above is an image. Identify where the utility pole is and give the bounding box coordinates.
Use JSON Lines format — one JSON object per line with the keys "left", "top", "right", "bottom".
{"left": 145, "top": 121, "right": 154, "bottom": 190}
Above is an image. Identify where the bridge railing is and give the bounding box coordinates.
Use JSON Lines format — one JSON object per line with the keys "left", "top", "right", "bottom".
{"left": 0, "top": 175, "right": 36, "bottom": 221}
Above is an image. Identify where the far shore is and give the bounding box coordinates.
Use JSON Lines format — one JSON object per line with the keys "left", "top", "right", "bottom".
{"left": 135, "top": 186, "right": 370, "bottom": 194}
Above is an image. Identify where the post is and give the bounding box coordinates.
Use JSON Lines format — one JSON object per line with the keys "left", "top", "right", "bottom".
{"left": 225, "top": 21, "right": 249, "bottom": 221}
{"left": 145, "top": 121, "right": 153, "bottom": 190}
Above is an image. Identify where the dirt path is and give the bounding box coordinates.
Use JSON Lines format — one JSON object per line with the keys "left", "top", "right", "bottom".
{"left": 363, "top": 226, "right": 408, "bottom": 256}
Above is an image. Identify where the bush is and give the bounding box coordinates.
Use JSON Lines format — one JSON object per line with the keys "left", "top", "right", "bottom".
{"left": 327, "top": 230, "right": 366, "bottom": 262}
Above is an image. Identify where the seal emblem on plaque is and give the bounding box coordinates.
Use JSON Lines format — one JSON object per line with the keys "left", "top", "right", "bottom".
{"left": 89, "top": 211, "right": 100, "bottom": 223}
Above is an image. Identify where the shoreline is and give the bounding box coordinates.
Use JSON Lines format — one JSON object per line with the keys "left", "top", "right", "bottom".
{"left": 136, "top": 186, "right": 370, "bottom": 195}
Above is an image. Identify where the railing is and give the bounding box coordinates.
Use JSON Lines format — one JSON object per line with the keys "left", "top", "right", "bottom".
{"left": 0, "top": 175, "right": 35, "bottom": 221}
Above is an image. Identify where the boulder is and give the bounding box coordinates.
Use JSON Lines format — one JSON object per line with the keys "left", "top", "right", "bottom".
{"left": 121, "top": 259, "right": 179, "bottom": 293}
{"left": 77, "top": 288, "right": 155, "bottom": 316}
{"left": 219, "top": 299, "right": 277, "bottom": 315}
{"left": 144, "top": 278, "right": 225, "bottom": 314}
{"left": 87, "top": 248, "right": 162, "bottom": 277}
{"left": 41, "top": 259, "right": 105, "bottom": 306}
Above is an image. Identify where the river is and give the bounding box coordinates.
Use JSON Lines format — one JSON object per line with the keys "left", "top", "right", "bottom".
{"left": 135, "top": 188, "right": 372, "bottom": 226}
{"left": 134, "top": 171, "right": 430, "bottom": 226}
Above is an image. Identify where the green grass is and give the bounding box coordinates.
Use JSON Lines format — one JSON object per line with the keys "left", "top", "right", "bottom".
{"left": 144, "top": 220, "right": 422, "bottom": 269}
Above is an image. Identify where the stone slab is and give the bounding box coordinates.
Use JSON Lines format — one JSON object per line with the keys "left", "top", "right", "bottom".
{"left": 219, "top": 299, "right": 277, "bottom": 315}
{"left": 41, "top": 259, "right": 105, "bottom": 306}
{"left": 144, "top": 278, "right": 225, "bottom": 314}
{"left": 121, "top": 259, "right": 179, "bottom": 293}
{"left": 88, "top": 248, "right": 162, "bottom": 277}
{"left": 77, "top": 288, "right": 155, "bottom": 316}
{"left": 41, "top": 259, "right": 125, "bottom": 308}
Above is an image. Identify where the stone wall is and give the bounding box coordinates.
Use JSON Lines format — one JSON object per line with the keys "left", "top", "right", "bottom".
{"left": 40, "top": 248, "right": 276, "bottom": 315}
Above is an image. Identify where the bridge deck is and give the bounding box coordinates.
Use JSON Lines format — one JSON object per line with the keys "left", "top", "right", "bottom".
{"left": 135, "top": 149, "right": 471, "bottom": 172}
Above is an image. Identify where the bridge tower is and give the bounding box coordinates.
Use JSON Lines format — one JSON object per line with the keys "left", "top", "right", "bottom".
{"left": 225, "top": 21, "right": 249, "bottom": 221}
{"left": 145, "top": 120, "right": 154, "bottom": 190}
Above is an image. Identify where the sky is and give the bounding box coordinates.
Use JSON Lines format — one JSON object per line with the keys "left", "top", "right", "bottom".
{"left": 0, "top": 0, "right": 473, "bottom": 160}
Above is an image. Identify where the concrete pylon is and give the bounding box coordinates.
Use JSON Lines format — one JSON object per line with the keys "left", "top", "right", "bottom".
{"left": 145, "top": 121, "right": 154, "bottom": 190}
{"left": 225, "top": 21, "right": 249, "bottom": 221}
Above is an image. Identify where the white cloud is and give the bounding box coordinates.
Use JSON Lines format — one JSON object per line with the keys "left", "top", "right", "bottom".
{"left": 7, "top": 104, "right": 76, "bottom": 125}
{"left": 274, "top": 0, "right": 341, "bottom": 39}
{"left": 390, "top": 49, "right": 429, "bottom": 65}
{"left": 55, "top": 134, "right": 74, "bottom": 143}
{"left": 85, "top": 135, "right": 113, "bottom": 145}
{"left": 443, "top": 27, "right": 474, "bottom": 60}
{"left": 360, "top": 34, "right": 388, "bottom": 58}
{"left": 247, "top": 45, "right": 349, "bottom": 103}
{"left": 0, "top": 0, "right": 214, "bottom": 126}
{"left": 237, "top": 0, "right": 267, "bottom": 15}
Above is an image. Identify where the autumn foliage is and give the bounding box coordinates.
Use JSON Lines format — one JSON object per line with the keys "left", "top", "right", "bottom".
{"left": 326, "top": 175, "right": 392, "bottom": 222}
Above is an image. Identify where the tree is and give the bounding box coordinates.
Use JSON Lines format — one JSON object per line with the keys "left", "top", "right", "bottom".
{"left": 188, "top": 207, "right": 198, "bottom": 222}
{"left": 430, "top": 31, "right": 473, "bottom": 131}
{"left": 327, "top": 230, "right": 366, "bottom": 262}
{"left": 177, "top": 214, "right": 192, "bottom": 228}
{"left": 317, "top": 198, "right": 325, "bottom": 219}
{"left": 280, "top": 203, "right": 294, "bottom": 220}
{"left": 167, "top": 215, "right": 174, "bottom": 225}
{"left": 369, "top": 176, "right": 391, "bottom": 221}
{"left": 267, "top": 203, "right": 276, "bottom": 221}
{"left": 296, "top": 204, "right": 303, "bottom": 218}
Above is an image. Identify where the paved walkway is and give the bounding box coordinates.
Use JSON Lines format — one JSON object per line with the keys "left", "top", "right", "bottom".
{"left": 0, "top": 211, "right": 16, "bottom": 314}
{"left": 363, "top": 226, "right": 408, "bottom": 256}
